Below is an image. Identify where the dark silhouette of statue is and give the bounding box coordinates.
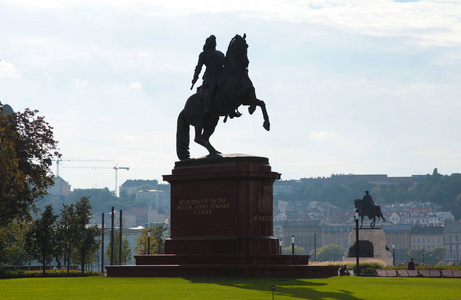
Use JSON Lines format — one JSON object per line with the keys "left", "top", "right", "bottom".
{"left": 362, "top": 190, "right": 375, "bottom": 209}
{"left": 191, "top": 35, "right": 225, "bottom": 117}
{"left": 177, "top": 34, "right": 270, "bottom": 160}
{"left": 348, "top": 241, "right": 374, "bottom": 257}
{"left": 354, "top": 192, "right": 386, "bottom": 228}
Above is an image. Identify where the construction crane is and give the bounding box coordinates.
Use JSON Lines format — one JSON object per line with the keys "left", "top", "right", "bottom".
{"left": 62, "top": 164, "right": 129, "bottom": 197}
{"left": 113, "top": 164, "right": 130, "bottom": 197}
{"left": 51, "top": 159, "right": 114, "bottom": 177}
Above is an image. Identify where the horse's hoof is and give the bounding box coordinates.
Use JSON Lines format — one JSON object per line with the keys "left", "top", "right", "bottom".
{"left": 206, "top": 152, "right": 223, "bottom": 159}
{"left": 263, "top": 122, "right": 270, "bottom": 131}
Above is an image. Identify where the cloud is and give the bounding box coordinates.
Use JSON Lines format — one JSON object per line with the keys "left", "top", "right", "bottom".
{"left": 310, "top": 130, "right": 337, "bottom": 141}
{"left": 0, "top": 60, "right": 21, "bottom": 79}
{"left": 5, "top": 1, "right": 461, "bottom": 48}
{"left": 129, "top": 81, "right": 142, "bottom": 89}
{"left": 72, "top": 78, "right": 88, "bottom": 88}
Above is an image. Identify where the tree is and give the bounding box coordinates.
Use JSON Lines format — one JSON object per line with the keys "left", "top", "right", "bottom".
{"left": 282, "top": 245, "right": 306, "bottom": 255}
{"left": 428, "top": 247, "right": 446, "bottom": 265}
{"left": 0, "top": 104, "right": 61, "bottom": 227}
{"left": 25, "top": 205, "right": 58, "bottom": 275}
{"left": 405, "top": 248, "right": 425, "bottom": 265}
{"left": 68, "top": 188, "right": 118, "bottom": 213}
{"left": 135, "top": 224, "right": 168, "bottom": 255}
{"left": 137, "top": 184, "right": 157, "bottom": 191}
{"left": 105, "top": 228, "right": 132, "bottom": 264}
{"left": 72, "top": 197, "right": 100, "bottom": 274}
{"left": 313, "top": 244, "right": 345, "bottom": 262}
{"left": 0, "top": 218, "right": 32, "bottom": 265}
{"left": 55, "top": 203, "right": 76, "bottom": 273}
{"left": 404, "top": 247, "right": 446, "bottom": 266}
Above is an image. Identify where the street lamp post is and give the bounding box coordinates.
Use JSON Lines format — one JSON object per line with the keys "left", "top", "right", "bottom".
{"left": 291, "top": 234, "right": 295, "bottom": 255}
{"left": 279, "top": 239, "right": 282, "bottom": 255}
{"left": 110, "top": 207, "right": 114, "bottom": 266}
{"left": 147, "top": 229, "right": 151, "bottom": 255}
{"left": 313, "top": 233, "right": 317, "bottom": 261}
{"left": 392, "top": 243, "right": 395, "bottom": 265}
{"left": 422, "top": 249, "right": 425, "bottom": 264}
{"left": 355, "top": 209, "right": 360, "bottom": 276}
{"left": 101, "top": 213, "right": 104, "bottom": 273}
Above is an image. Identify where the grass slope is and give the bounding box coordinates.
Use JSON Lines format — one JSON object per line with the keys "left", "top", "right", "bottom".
{"left": 1, "top": 276, "right": 460, "bottom": 299}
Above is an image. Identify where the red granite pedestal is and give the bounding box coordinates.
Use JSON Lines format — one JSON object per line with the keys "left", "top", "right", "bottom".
{"left": 106, "top": 155, "right": 337, "bottom": 277}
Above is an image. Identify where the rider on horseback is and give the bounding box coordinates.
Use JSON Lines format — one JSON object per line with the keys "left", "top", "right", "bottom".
{"left": 362, "top": 190, "right": 375, "bottom": 210}
{"left": 191, "top": 35, "right": 225, "bottom": 116}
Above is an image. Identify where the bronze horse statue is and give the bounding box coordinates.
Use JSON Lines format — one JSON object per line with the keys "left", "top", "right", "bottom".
{"left": 176, "top": 34, "right": 270, "bottom": 160}
{"left": 354, "top": 198, "right": 386, "bottom": 228}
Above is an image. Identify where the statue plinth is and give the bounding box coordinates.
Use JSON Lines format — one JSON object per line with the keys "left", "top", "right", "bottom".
{"left": 106, "top": 155, "right": 338, "bottom": 277}
{"left": 164, "top": 154, "right": 280, "bottom": 254}
{"left": 344, "top": 228, "right": 393, "bottom": 266}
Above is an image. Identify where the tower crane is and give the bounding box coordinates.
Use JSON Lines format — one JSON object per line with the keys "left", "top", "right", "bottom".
{"left": 51, "top": 158, "right": 114, "bottom": 177}
{"left": 62, "top": 164, "right": 129, "bottom": 197}
{"left": 113, "top": 164, "right": 130, "bottom": 197}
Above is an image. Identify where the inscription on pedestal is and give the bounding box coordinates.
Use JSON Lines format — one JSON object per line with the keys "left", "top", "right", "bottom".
{"left": 254, "top": 215, "right": 273, "bottom": 222}
{"left": 177, "top": 198, "right": 230, "bottom": 215}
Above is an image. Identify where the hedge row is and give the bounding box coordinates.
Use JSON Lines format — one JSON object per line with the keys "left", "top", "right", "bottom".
{"left": 0, "top": 269, "right": 103, "bottom": 279}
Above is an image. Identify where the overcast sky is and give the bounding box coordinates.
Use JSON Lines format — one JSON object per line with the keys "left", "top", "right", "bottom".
{"left": 1, "top": 0, "right": 461, "bottom": 191}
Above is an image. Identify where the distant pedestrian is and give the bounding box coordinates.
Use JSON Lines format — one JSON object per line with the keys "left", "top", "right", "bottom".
{"left": 408, "top": 258, "right": 415, "bottom": 270}
{"left": 339, "top": 264, "right": 350, "bottom": 276}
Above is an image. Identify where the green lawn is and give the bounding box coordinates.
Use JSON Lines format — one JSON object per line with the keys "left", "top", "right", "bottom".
{"left": 1, "top": 276, "right": 460, "bottom": 299}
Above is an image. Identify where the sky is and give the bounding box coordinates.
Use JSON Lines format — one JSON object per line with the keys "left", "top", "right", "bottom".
{"left": 1, "top": 0, "right": 461, "bottom": 192}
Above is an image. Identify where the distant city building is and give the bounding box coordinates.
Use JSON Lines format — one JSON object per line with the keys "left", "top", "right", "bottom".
{"left": 383, "top": 202, "right": 454, "bottom": 226}
{"left": 282, "top": 220, "right": 321, "bottom": 252}
{"left": 49, "top": 176, "right": 71, "bottom": 197}
{"left": 273, "top": 180, "right": 296, "bottom": 195}
{"left": 123, "top": 206, "right": 170, "bottom": 228}
{"left": 120, "top": 179, "right": 159, "bottom": 196}
{"left": 382, "top": 224, "right": 412, "bottom": 264}
{"left": 136, "top": 189, "right": 169, "bottom": 210}
{"left": 443, "top": 222, "right": 461, "bottom": 263}
{"left": 41, "top": 176, "right": 71, "bottom": 209}
{"left": 410, "top": 226, "right": 444, "bottom": 251}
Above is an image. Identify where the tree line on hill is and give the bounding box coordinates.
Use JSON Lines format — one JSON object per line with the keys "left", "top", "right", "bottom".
{"left": 274, "top": 168, "right": 461, "bottom": 220}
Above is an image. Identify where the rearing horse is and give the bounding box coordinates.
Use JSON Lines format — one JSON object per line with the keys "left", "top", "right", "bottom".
{"left": 354, "top": 198, "right": 386, "bottom": 228}
{"left": 176, "top": 34, "right": 270, "bottom": 160}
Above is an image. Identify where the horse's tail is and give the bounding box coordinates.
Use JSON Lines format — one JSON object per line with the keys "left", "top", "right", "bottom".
{"left": 176, "top": 110, "right": 190, "bottom": 160}
{"left": 377, "top": 206, "right": 386, "bottom": 222}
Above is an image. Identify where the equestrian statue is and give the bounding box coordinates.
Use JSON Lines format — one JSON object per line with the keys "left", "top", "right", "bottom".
{"left": 354, "top": 191, "right": 386, "bottom": 228}
{"left": 176, "top": 34, "right": 270, "bottom": 160}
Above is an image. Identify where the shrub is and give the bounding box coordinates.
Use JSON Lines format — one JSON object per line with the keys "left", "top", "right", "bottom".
{"left": 0, "top": 269, "right": 103, "bottom": 279}
{"left": 309, "top": 259, "right": 386, "bottom": 274}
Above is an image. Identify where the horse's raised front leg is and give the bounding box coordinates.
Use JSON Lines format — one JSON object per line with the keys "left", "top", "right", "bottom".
{"left": 254, "top": 99, "right": 270, "bottom": 131}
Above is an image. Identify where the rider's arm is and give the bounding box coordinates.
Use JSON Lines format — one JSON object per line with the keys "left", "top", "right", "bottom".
{"left": 192, "top": 53, "right": 205, "bottom": 85}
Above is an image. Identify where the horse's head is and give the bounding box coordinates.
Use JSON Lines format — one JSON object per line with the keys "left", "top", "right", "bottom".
{"left": 354, "top": 199, "right": 362, "bottom": 209}
{"left": 224, "top": 33, "right": 249, "bottom": 73}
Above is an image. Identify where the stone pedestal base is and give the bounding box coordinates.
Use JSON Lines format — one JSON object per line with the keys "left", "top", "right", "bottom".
{"left": 344, "top": 228, "right": 393, "bottom": 266}
{"left": 106, "top": 254, "right": 338, "bottom": 277}
{"left": 106, "top": 155, "right": 337, "bottom": 277}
